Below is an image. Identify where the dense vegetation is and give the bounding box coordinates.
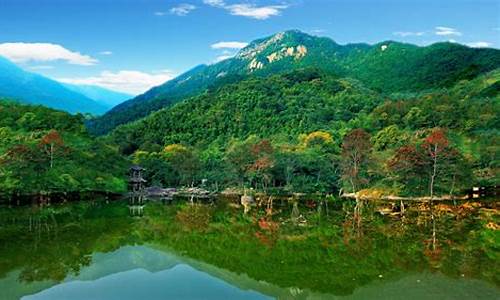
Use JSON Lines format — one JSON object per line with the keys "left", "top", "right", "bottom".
{"left": 107, "top": 68, "right": 499, "bottom": 197}
{"left": 1, "top": 31, "right": 499, "bottom": 199}
{"left": 0, "top": 100, "right": 127, "bottom": 199}
{"left": 89, "top": 30, "right": 500, "bottom": 134}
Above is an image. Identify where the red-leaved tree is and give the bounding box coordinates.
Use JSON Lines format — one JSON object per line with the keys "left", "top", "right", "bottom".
{"left": 341, "top": 129, "right": 372, "bottom": 194}
{"left": 39, "top": 130, "right": 65, "bottom": 169}
{"left": 423, "top": 128, "right": 450, "bottom": 199}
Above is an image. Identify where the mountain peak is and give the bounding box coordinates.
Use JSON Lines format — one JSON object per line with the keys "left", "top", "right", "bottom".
{"left": 235, "top": 30, "right": 314, "bottom": 69}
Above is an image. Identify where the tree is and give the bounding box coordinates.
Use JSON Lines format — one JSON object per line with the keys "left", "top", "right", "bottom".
{"left": 0, "top": 144, "right": 36, "bottom": 194}
{"left": 275, "top": 144, "right": 300, "bottom": 189}
{"left": 422, "top": 128, "right": 449, "bottom": 199}
{"left": 372, "top": 125, "right": 409, "bottom": 151}
{"left": 39, "top": 130, "right": 65, "bottom": 169}
{"left": 225, "top": 136, "right": 258, "bottom": 187}
{"left": 389, "top": 129, "right": 467, "bottom": 197}
{"left": 248, "top": 140, "right": 275, "bottom": 190}
{"left": 341, "top": 129, "right": 372, "bottom": 194}
{"left": 388, "top": 144, "right": 428, "bottom": 194}
{"left": 164, "top": 144, "right": 200, "bottom": 186}
{"left": 301, "top": 131, "right": 334, "bottom": 148}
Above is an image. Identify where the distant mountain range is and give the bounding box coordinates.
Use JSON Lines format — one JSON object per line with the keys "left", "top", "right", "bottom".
{"left": 88, "top": 30, "right": 500, "bottom": 134}
{"left": 0, "top": 56, "right": 131, "bottom": 115}
{"left": 62, "top": 83, "right": 133, "bottom": 108}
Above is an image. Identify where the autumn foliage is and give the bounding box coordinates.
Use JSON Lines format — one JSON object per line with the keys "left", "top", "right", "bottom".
{"left": 341, "top": 129, "right": 372, "bottom": 193}
{"left": 389, "top": 128, "right": 467, "bottom": 197}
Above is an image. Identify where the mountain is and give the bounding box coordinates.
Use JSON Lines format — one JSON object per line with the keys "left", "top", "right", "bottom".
{"left": 0, "top": 56, "right": 108, "bottom": 115}
{"left": 106, "top": 67, "right": 499, "bottom": 193}
{"left": 108, "top": 69, "right": 383, "bottom": 152}
{"left": 62, "top": 83, "right": 133, "bottom": 108}
{"left": 108, "top": 67, "right": 500, "bottom": 151}
{"left": 88, "top": 30, "right": 500, "bottom": 134}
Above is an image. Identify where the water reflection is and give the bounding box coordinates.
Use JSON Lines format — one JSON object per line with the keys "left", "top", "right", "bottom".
{"left": 23, "top": 246, "right": 269, "bottom": 300}
{"left": 0, "top": 198, "right": 498, "bottom": 299}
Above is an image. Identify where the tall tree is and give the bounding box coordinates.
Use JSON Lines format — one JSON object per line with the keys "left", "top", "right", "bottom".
{"left": 248, "top": 139, "right": 275, "bottom": 190}
{"left": 389, "top": 129, "right": 466, "bottom": 197}
{"left": 388, "top": 144, "right": 428, "bottom": 194}
{"left": 423, "top": 128, "right": 449, "bottom": 199}
{"left": 38, "top": 130, "right": 65, "bottom": 169}
{"left": 341, "top": 129, "right": 372, "bottom": 194}
{"left": 164, "top": 144, "right": 200, "bottom": 186}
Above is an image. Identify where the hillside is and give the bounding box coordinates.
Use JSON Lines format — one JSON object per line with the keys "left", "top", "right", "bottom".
{"left": 88, "top": 30, "right": 500, "bottom": 134}
{"left": 0, "top": 56, "right": 108, "bottom": 115}
{"left": 109, "top": 69, "right": 382, "bottom": 149}
{"left": 105, "top": 68, "right": 499, "bottom": 194}
{"left": 0, "top": 100, "right": 127, "bottom": 196}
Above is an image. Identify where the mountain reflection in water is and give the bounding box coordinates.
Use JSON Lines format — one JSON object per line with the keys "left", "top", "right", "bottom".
{"left": 0, "top": 198, "right": 498, "bottom": 300}
{"left": 22, "top": 246, "right": 269, "bottom": 300}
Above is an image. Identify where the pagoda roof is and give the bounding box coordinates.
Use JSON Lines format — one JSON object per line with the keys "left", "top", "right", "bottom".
{"left": 129, "top": 178, "right": 147, "bottom": 183}
{"left": 130, "top": 165, "right": 145, "bottom": 171}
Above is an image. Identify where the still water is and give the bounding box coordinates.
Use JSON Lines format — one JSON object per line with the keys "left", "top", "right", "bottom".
{"left": 0, "top": 198, "right": 498, "bottom": 299}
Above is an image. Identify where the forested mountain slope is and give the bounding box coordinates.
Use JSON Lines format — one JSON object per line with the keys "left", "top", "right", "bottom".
{"left": 105, "top": 68, "right": 498, "bottom": 194}
{"left": 89, "top": 30, "right": 500, "bottom": 134}
{"left": 109, "top": 69, "right": 382, "bottom": 150}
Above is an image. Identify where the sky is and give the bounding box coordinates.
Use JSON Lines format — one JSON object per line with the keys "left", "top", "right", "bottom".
{"left": 0, "top": 0, "right": 498, "bottom": 94}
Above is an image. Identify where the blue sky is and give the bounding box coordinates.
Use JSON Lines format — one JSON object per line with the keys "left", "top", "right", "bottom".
{"left": 0, "top": 0, "right": 498, "bottom": 94}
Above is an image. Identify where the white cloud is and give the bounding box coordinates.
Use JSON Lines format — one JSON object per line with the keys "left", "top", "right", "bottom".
{"left": 99, "top": 51, "right": 113, "bottom": 55}
{"left": 227, "top": 4, "right": 287, "bottom": 19}
{"left": 435, "top": 26, "right": 462, "bottom": 36}
{"left": 393, "top": 31, "right": 425, "bottom": 37}
{"left": 58, "top": 70, "right": 176, "bottom": 94}
{"left": 170, "top": 4, "right": 196, "bottom": 16}
{"left": 29, "top": 65, "right": 54, "bottom": 70}
{"left": 203, "top": 0, "right": 225, "bottom": 6}
{"left": 203, "top": 0, "right": 288, "bottom": 20}
{"left": 309, "top": 29, "right": 326, "bottom": 34}
{"left": 154, "top": 11, "right": 167, "bottom": 16}
{"left": 466, "top": 41, "right": 492, "bottom": 48}
{"left": 214, "top": 54, "right": 234, "bottom": 62}
{"left": 211, "top": 41, "right": 248, "bottom": 49}
{"left": 210, "top": 41, "right": 247, "bottom": 63}
{"left": 0, "top": 42, "right": 98, "bottom": 66}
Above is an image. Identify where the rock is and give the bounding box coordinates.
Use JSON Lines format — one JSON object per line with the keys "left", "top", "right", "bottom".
{"left": 241, "top": 194, "right": 255, "bottom": 214}
{"left": 241, "top": 194, "right": 255, "bottom": 205}
{"left": 249, "top": 58, "right": 264, "bottom": 71}
{"left": 295, "top": 45, "right": 307, "bottom": 58}
{"left": 267, "top": 52, "right": 279, "bottom": 63}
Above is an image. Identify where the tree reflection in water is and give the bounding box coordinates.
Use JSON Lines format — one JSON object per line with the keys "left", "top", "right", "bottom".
{"left": 0, "top": 196, "right": 498, "bottom": 297}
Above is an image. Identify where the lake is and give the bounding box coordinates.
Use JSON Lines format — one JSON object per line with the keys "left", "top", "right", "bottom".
{"left": 0, "top": 197, "right": 498, "bottom": 299}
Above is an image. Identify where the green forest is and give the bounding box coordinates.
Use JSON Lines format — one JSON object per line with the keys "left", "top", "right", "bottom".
{"left": 1, "top": 2, "right": 500, "bottom": 298}
{"left": 0, "top": 100, "right": 127, "bottom": 198}
{"left": 105, "top": 68, "right": 499, "bottom": 197}
{"left": 1, "top": 66, "right": 498, "bottom": 200}
{"left": 0, "top": 31, "right": 499, "bottom": 201}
